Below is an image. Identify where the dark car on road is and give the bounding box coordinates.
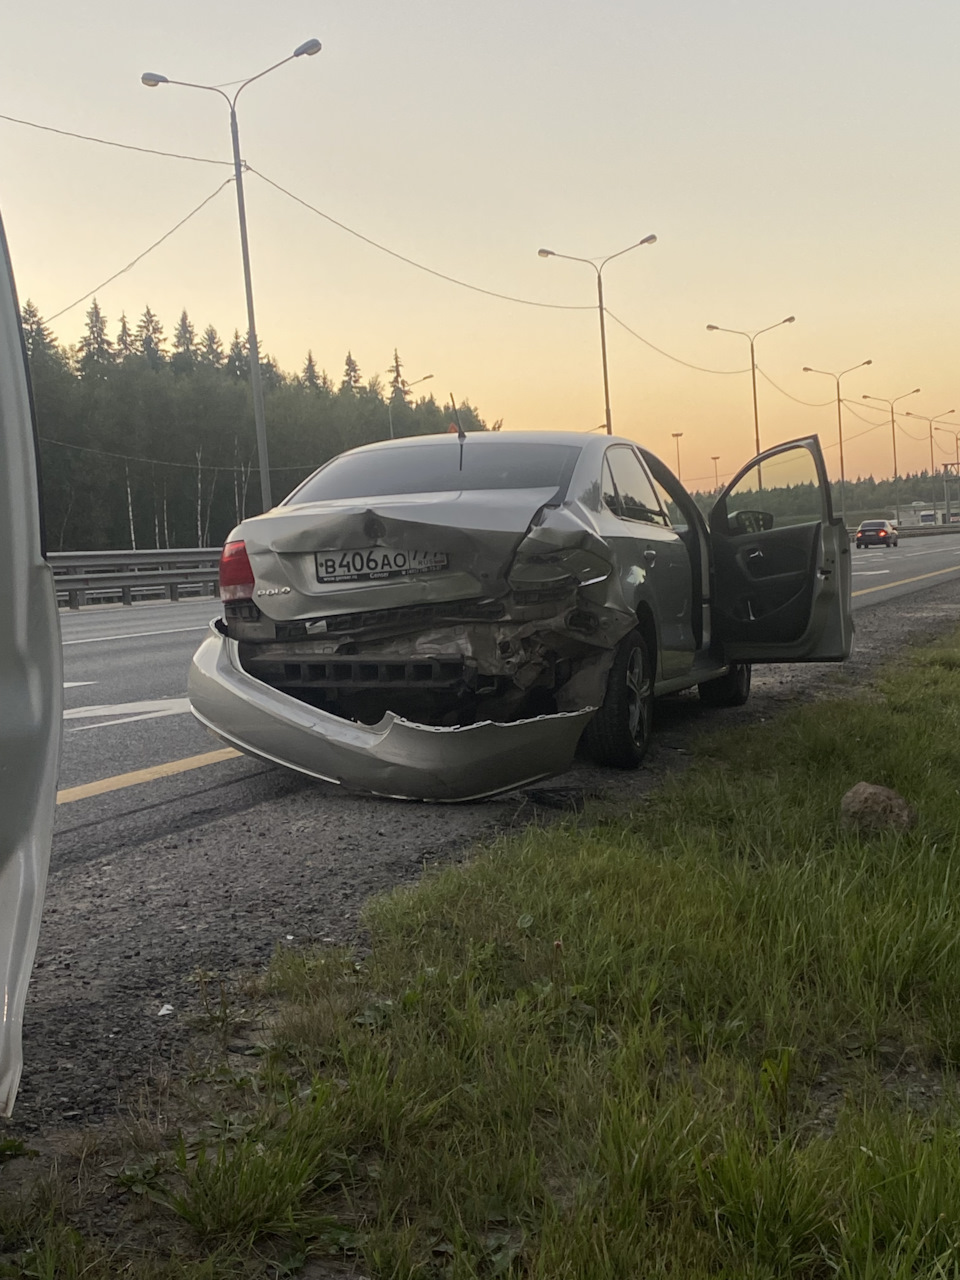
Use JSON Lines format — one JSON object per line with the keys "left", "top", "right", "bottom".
{"left": 855, "top": 520, "right": 899, "bottom": 548}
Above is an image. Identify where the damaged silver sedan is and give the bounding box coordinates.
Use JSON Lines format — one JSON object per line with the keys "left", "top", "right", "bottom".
{"left": 189, "top": 430, "right": 852, "bottom": 800}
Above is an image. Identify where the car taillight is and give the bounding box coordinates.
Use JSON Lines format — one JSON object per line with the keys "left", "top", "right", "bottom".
{"left": 878, "top": 530, "right": 887, "bottom": 537}
{"left": 220, "top": 540, "right": 255, "bottom": 601}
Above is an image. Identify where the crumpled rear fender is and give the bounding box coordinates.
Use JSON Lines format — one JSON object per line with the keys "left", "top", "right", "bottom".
{"left": 189, "top": 626, "right": 595, "bottom": 802}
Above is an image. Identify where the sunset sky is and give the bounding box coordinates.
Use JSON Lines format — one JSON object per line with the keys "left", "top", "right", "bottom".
{"left": 2, "top": 0, "right": 957, "bottom": 491}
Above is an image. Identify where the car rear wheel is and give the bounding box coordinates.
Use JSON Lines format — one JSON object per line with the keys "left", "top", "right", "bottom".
{"left": 583, "top": 629, "right": 653, "bottom": 769}
{"left": 698, "top": 662, "right": 751, "bottom": 708}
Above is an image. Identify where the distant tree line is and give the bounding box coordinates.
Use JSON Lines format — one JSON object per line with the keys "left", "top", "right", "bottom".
{"left": 688, "top": 473, "right": 960, "bottom": 526}
{"left": 23, "top": 299, "right": 494, "bottom": 551}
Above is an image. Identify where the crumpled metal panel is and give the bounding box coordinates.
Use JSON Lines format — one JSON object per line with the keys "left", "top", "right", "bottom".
{"left": 0, "top": 216, "right": 62, "bottom": 1116}
{"left": 189, "top": 626, "right": 595, "bottom": 802}
{"left": 240, "top": 488, "right": 561, "bottom": 623}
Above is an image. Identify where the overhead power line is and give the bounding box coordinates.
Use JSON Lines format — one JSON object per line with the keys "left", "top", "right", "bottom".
{"left": 39, "top": 435, "right": 315, "bottom": 473}
{"left": 0, "top": 111, "right": 232, "bottom": 166}
{"left": 604, "top": 310, "right": 749, "bottom": 375}
{"left": 247, "top": 166, "right": 594, "bottom": 312}
{"left": 252, "top": 167, "right": 769, "bottom": 375}
{"left": 755, "top": 368, "right": 833, "bottom": 408}
{"left": 12, "top": 115, "right": 941, "bottom": 411}
{"left": 47, "top": 179, "right": 235, "bottom": 322}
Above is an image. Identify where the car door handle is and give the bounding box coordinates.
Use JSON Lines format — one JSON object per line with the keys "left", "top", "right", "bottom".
{"left": 643, "top": 548, "right": 657, "bottom": 566}
{"left": 747, "top": 549, "right": 763, "bottom": 561}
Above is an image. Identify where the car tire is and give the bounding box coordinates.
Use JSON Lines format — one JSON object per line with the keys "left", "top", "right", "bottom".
{"left": 698, "top": 662, "right": 752, "bottom": 708}
{"left": 856, "top": 541, "right": 863, "bottom": 548}
{"left": 583, "top": 629, "right": 653, "bottom": 769}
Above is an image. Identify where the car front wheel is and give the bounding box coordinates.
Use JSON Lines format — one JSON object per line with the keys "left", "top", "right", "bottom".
{"left": 699, "top": 662, "right": 752, "bottom": 708}
{"left": 583, "top": 629, "right": 653, "bottom": 769}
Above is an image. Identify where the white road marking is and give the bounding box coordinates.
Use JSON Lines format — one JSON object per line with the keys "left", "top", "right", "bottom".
{"left": 69, "top": 708, "right": 191, "bottom": 733}
{"left": 852, "top": 570, "right": 890, "bottom": 576}
{"left": 64, "top": 697, "right": 191, "bottom": 724}
{"left": 62, "top": 626, "right": 209, "bottom": 646}
{"left": 64, "top": 681, "right": 97, "bottom": 688}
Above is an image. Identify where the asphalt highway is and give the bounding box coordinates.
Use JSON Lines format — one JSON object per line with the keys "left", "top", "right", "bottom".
{"left": 54, "top": 535, "right": 960, "bottom": 859}
{"left": 20, "top": 538, "right": 960, "bottom": 1133}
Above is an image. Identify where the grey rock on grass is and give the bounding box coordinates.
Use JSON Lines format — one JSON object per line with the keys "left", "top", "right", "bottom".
{"left": 840, "top": 781, "right": 916, "bottom": 833}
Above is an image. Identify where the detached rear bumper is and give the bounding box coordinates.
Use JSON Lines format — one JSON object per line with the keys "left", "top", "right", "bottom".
{"left": 188, "top": 624, "right": 594, "bottom": 802}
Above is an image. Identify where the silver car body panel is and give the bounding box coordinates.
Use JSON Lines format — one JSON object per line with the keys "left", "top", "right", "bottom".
{"left": 0, "top": 215, "right": 62, "bottom": 1115}
{"left": 189, "top": 625, "right": 594, "bottom": 802}
{"left": 190, "top": 431, "right": 851, "bottom": 801}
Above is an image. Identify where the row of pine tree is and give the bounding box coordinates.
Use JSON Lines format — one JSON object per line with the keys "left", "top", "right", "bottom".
{"left": 23, "top": 299, "right": 492, "bottom": 550}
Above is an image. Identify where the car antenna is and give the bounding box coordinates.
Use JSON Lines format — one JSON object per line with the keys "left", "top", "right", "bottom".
{"left": 451, "top": 392, "right": 466, "bottom": 470}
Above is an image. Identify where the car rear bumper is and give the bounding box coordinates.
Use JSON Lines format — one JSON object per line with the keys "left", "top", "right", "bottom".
{"left": 188, "top": 624, "right": 595, "bottom": 802}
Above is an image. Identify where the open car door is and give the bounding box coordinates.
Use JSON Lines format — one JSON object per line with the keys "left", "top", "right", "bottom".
{"left": 0, "top": 212, "right": 62, "bottom": 1115}
{"left": 709, "top": 436, "right": 852, "bottom": 663}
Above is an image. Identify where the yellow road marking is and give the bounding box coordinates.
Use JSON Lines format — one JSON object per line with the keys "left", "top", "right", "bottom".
{"left": 57, "top": 747, "right": 241, "bottom": 805}
{"left": 853, "top": 564, "right": 960, "bottom": 598}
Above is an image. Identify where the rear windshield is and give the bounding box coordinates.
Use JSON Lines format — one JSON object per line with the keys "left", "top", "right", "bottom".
{"left": 285, "top": 440, "right": 581, "bottom": 504}
{"left": 860, "top": 521, "right": 886, "bottom": 530}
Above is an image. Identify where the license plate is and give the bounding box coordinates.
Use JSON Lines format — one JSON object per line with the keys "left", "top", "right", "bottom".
{"left": 315, "top": 547, "right": 449, "bottom": 583}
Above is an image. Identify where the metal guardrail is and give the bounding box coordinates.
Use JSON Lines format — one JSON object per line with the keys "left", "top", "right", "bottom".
{"left": 49, "top": 548, "right": 221, "bottom": 609}
{"left": 50, "top": 522, "right": 960, "bottom": 610}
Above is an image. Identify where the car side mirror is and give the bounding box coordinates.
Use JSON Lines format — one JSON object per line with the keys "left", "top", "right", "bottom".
{"left": 728, "top": 509, "right": 774, "bottom": 535}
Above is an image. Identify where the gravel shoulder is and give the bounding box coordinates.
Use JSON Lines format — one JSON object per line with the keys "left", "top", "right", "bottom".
{"left": 8, "top": 582, "right": 960, "bottom": 1135}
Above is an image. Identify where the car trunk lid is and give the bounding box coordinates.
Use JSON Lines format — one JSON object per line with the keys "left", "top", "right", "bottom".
{"left": 236, "top": 488, "right": 559, "bottom": 621}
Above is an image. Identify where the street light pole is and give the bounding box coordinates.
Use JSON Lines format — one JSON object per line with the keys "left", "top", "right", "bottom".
{"left": 802, "top": 360, "right": 871, "bottom": 526}
{"left": 906, "top": 408, "right": 955, "bottom": 511}
{"left": 706, "top": 316, "right": 795, "bottom": 458}
{"left": 935, "top": 426, "right": 960, "bottom": 525}
{"left": 862, "top": 388, "right": 921, "bottom": 526}
{"left": 935, "top": 426, "right": 960, "bottom": 470}
{"left": 538, "top": 234, "right": 657, "bottom": 435}
{"left": 387, "top": 373, "right": 434, "bottom": 439}
{"left": 142, "top": 38, "right": 322, "bottom": 513}
{"left": 711, "top": 455, "right": 720, "bottom": 491}
{"left": 672, "top": 432, "right": 683, "bottom": 480}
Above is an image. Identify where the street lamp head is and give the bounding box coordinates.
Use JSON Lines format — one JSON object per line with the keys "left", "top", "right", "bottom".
{"left": 706, "top": 324, "right": 719, "bottom": 331}
{"left": 672, "top": 432, "right": 683, "bottom": 439}
{"left": 802, "top": 366, "right": 813, "bottom": 373}
{"left": 640, "top": 234, "right": 657, "bottom": 245}
{"left": 783, "top": 316, "right": 796, "bottom": 324}
{"left": 141, "top": 72, "right": 168, "bottom": 87}
{"left": 294, "top": 38, "right": 322, "bottom": 57}
{"left": 537, "top": 248, "right": 555, "bottom": 258}
{"left": 862, "top": 359, "right": 873, "bottom": 366}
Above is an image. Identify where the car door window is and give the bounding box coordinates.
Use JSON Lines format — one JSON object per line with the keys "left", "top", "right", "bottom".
{"left": 649, "top": 477, "right": 680, "bottom": 527}
{"left": 709, "top": 437, "right": 851, "bottom": 662}
{"left": 721, "top": 447, "right": 823, "bottom": 534}
{"left": 605, "top": 447, "right": 668, "bottom": 525}
{"left": 601, "top": 456, "right": 619, "bottom": 515}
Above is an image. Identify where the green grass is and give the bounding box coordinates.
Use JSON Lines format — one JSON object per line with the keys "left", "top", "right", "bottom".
{"left": 7, "top": 637, "right": 960, "bottom": 1277}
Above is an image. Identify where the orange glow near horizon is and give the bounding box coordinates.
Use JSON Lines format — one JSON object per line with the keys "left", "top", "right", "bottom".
{"left": 2, "top": 1, "right": 958, "bottom": 495}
